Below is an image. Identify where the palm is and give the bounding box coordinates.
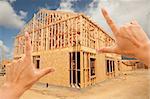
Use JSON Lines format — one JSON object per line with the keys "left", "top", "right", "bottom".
{"left": 5, "top": 32, "right": 54, "bottom": 96}
{"left": 100, "top": 8, "right": 149, "bottom": 58}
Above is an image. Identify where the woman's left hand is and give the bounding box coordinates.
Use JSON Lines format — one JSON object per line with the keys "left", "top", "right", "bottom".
{"left": 0, "top": 32, "right": 54, "bottom": 99}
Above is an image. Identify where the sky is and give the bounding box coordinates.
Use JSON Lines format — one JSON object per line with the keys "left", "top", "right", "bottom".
{"left": 0, "top": 0, "right": 150, "bottom": 60}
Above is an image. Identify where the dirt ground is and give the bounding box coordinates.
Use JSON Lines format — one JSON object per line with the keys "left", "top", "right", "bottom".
{"left": 0, "top": 69, "right": 150, "bottom": 99}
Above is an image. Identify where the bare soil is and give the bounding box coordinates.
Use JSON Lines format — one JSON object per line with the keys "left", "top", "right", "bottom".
{"left": 0, "top": 69, "right": 149, "bottom": 99}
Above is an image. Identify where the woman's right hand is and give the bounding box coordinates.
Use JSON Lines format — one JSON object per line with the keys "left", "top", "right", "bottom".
{"left": 98, "top": 8, "right": 150, "bottom": 66}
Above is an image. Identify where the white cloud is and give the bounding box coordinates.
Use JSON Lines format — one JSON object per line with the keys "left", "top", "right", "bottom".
{"left": 19, "top": 10, "right": 28, "bottom": 19}
{"left": 0, "top": 40, "right": 9, "bottom": 53}
{"left": 0, "top": 1, "right": 27, "bottom": 29}
{"left": 84, "top": 0, "right": 116, "bottom": 34}
{"left": 0, "top": 40, "right": 11, "bottom": 60}
{"left": 3, "top": 0, "right": 16, "bottom": 3}
{"left": 9, "top": 0, "right": 16, "bottom": 3}
{"left": 57, "top": 0, "right": 78, "bottom": 12}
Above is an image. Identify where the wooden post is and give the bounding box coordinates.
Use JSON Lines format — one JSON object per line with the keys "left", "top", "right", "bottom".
{"left": 109, "top": 60, "right": 111, "bottom": 78}
{"left": 62, "top": 21, "right": 66, "bottom": 47}
{"left": 41, "top": 13, "right": 44, "bottom": 51}
{"left": 32, "top": 14, "right": 36, "bottom": 52}
{"left": 51, "top": 25, "right": 53, "bottom": 49}
{"left": 68, "top": 20, "right": 70, "bottom": 47}
{"left": 58, "top": 23, "right": 60, "bottom": 48}
{"left": 80, "top": 51, "right": 83, "bottom": 88}
{"left": 79, "top": 15, "right": 84, "bottom": 88}
{"left": 88, "top": 52, "right": 91, "bottom": 85}
{"left": 46, "top": 27, "right": 49, "bottom": 50}
{"left": 54, "top": 24, "right": 56, "bottom": 49}
{"left": 79, "top": 15, "right": 83, "bottom": 46}
{"left": 75, "top": 18, "right": 78, "bottom": 87}
{"left": 70, "top": 52, "right": 73, "bottom": 87}
{"left": 85, "top": 20, "right": 87, "bottom": 47}
{"left": 71, "top": 19, "right": 73, "bottom": 47}
{"left": 60, "top": 23, "right": 61, "bottom": 48}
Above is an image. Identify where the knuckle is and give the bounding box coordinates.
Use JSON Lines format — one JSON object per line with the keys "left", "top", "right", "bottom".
{"left": 120, "top": 26, "right": 125, "bottom": 31}
{"left": 18, "top": 58, "right": 23, "bottom": 63}
{"left": 107, "top": 19, "right": 113, "bottom": 24}
{"left": 6, "top": 64, "right": 11, "bottom": 67}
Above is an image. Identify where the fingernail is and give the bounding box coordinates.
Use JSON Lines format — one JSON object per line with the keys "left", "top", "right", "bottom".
{"left": 101, "top": 7, "right": 106, "bottom": 11}
{"left": 50, "top": 68, "right": 55, "bottom": 72}
{"left": 96, "top": 49, "right": 102, "bottom": 53}
{"left": 96, "top": 49, "right": 99, "bottom": 52}
{"left": 25, "top": 32, "right": 29, "bottom": 37}
{"left": 101, "top": 7, "right": 105, "bottom": 10}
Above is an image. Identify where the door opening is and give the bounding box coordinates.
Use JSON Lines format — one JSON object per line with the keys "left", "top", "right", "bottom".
{"left": 69, "top": 52, "right": 80, "bottom": 88}
{"left": 33, "top": 56, "right": 40, "bottom": 69}
{"left": 36, "top": 60, "right": 40, "bottom": 69}
{"left": 90, "top": 58, "right": 96, "bottom": 76}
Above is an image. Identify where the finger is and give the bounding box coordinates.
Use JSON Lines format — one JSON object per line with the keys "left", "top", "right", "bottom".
{"left": 128, "top": 29, "right": 142, "bottom": 48}
{"left": 121, "top": 24, "right": 142, "bottom": 47}
{"left": 37, "top": 67, "right": 55, "bottom": 79}
{"left": 25, "top": 32, "right": 32, "bottom": 58}
{"left": 10, "top": 62, "right": 15, "bottom": 82}
{"left": 14, "top": 58, "right": 24, "bottom": 73}
{"left": 131, "top": 20, "right": 140, "bottom": 26}
{"left": 101, "top": 8, "right": 119, "bottom": 35}
{"left": 11, "top": 60, "right": 18, "bottom": 81}
{"left": 6, "top": 64, "right": 11, "bottom": 81}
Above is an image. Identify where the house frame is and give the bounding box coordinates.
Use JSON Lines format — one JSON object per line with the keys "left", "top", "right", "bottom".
{"left": 14, "top": 9, "right": 121, "bottom": 88}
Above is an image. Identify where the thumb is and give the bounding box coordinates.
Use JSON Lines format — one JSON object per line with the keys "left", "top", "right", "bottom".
{"left": 37, "top": 67, "right": 55, "bottom": 79}
{"left": 97, "top": 46, "right": 117, "bottom": 53}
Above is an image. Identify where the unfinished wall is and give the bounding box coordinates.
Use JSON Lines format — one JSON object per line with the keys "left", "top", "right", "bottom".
{"left": 38, "top": 48, "right": 70, "bottom": 87}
